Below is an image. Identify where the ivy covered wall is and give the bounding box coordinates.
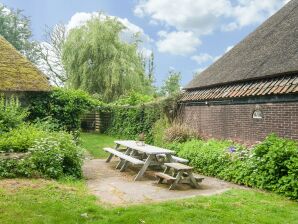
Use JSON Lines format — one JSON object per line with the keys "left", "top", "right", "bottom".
{"left": 97, "top": 96, "right": 180, "bottom": 143}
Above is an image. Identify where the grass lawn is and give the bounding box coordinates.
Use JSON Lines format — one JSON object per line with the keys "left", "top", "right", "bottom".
{"left": 2, "top": 134, "right": 297, "bottom": 223}
{"left": 80, "top": 132, "right": 116, "bottom": 158}
{"left": 0, "top": 179, "right": 297, "bottom": 224}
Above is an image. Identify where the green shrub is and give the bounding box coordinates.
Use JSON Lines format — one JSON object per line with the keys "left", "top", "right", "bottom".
{"left": 28, "top": 132, "right": 83, "bottom": 179}
{"left": 152, "top": 116, "right": 170, "bottom": 147}
{"left": 247, "top": 134, "right": 298, "bottom": 196}
{"left": 0, "top": 155, "right": 35, "bottom": 178}
{"left": 0, "top": 96, "right": 28, "bottom": 134}
{"left": 0, "top": 124, "right": 47, "bottom": 152}
{"left": 32, "top": 116, "right": 64, "bottom": 132}
{"left": 178, "top": 139, "right": 232, "bottom": 175}
{"left": 176, "top": 134, "right": 298, "bottom": 200}
{"left": 0, "top": 132, "right": 83, "bottom": 179}
{"left": 27, "top": 88, "right": 99, "bottom": 132}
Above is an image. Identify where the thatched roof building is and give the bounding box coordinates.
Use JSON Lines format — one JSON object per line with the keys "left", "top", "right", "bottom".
{"left": 180, "top": 0, "right": 298, "bottom": 143}
{"left": 181, "top": 0, "right": 298, "bottom": 102}
{"left": 0, "top": 36, "right": 50, "bottom": 92}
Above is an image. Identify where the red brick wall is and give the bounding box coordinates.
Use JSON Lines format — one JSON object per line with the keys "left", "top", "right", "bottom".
{"left": 182, "top": 102, "right": 298, "bottom": 144}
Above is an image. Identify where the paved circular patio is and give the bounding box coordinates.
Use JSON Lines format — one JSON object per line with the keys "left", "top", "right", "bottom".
{"left": 83, "top": 159, "right": 246, "bottom": 205}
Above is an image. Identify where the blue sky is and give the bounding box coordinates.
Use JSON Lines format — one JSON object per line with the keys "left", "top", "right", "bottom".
{"left": 1, "top": 0, "right": 288, "bottom": 87}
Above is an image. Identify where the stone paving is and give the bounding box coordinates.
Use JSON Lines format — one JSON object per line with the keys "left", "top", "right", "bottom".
{"left": 83, "top": 159, "right": 246, "bottom": 205}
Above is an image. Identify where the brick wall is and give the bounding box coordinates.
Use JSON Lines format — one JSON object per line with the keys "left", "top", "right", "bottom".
{"left": 182, "top": 102, "right": 298, "bottom": 144}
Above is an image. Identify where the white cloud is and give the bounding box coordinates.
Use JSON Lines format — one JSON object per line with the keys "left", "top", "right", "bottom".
{"left": 135, "top": 0, "right": 232, "bottom": 35}
{"left": 135, "top": 0, "right": 287, "bottom": 55}
{"left": 191, "top": 53, "right": 214, "bottom": 65}
{"left": 135, "top": 0, "right": 288, "bottom": 55}
{"left": 66, "top": 12, "right": 97, "bottom": 31}
{"left": 224, "top": 0, "right": 287, "bottom": 31}
{"left": 157, "top": 31, "right": 201, "bottom": 55}
{"left": 135, "top": 0, "right": 287, "bottom": 33}
{"left": 221, "top": 22, "right": 238, "bottom": 32}
{"left": 191, "top": 44, "right": 234, "bottom": 67}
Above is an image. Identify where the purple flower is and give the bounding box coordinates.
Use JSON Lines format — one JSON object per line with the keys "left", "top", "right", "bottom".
{"left": 229, "top": 146, "right": 236, "bottom": 153}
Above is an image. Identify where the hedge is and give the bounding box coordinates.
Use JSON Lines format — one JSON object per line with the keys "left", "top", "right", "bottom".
{"left": 27, "top": 88, "right": 99, "bottom": 133}
{"left": 100, "top": 96, "right": 179, "bottom": 144}
{"left": 174, "top": 134, "right": 298, "bottom": 200}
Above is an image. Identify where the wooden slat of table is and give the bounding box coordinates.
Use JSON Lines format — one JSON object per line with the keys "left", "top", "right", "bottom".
{"left": 103, "top": 148, "right": 144, "bottom": 165}
{"left": 114, "top": 140, "right": 175, "bottom": 155}
{"left": 164, "top": 163, "right": 193, "bottom": 171}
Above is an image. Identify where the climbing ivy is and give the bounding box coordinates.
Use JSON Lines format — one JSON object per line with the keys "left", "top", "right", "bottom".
{"left": 101, "top": 96, "right": 180, "bottom": 143}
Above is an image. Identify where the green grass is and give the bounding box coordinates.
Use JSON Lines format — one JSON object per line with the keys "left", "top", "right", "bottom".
{"left": 0, "top": 179, "right": 297, "bottom": 224}
{"left": 80, "top": 132, "right": 116, "bottom": 158}
{"left": 4, "top": 133, "right": 295, "bottom": 223}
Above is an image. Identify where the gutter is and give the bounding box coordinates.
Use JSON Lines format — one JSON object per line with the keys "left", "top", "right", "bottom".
{"left": 178, "top": 93, "right": 298, "bottom": 106}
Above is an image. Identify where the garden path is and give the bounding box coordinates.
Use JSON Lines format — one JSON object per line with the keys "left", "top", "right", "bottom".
{"left": 83, "top": 159, "right": 247, "bottom": 205}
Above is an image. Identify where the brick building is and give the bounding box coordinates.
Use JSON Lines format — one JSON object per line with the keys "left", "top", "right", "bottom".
{"left": 180, "top": 0, "right": 298, "bottom": 144}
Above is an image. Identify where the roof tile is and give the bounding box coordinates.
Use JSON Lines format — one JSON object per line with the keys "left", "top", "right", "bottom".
{"left": 180, "top": 74, "right": 298, "bottom": 102}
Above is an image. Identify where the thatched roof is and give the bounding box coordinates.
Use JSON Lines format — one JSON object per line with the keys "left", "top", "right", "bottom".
{"left": 0, "top": 36, "right": 50, "bottom": 92}
{"left": 186, "top": 0, "right": 298, "bottom": 90}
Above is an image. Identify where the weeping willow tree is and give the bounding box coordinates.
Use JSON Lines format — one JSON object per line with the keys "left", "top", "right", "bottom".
{"left": 62, "top": 16, "right": 152, "bottom": 102}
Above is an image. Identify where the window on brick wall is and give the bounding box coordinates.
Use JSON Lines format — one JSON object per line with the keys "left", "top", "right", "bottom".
{"left": 252, "top": 109, "right": 263, "bottom": 119}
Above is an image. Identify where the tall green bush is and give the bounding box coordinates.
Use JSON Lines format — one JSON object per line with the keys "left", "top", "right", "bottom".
{"left": 0, "top": 96, "right": 28, "bottom": 134}
{"left": 152, "top": 116, "right": 170, "bottom": 147}
{"left": 27, "top": 88, "right": 99, "bottom": 132}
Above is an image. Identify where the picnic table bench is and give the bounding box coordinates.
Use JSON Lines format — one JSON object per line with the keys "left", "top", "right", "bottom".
{"left": 156, "top": 162, "right": 204, "bottom": 190}
{"left": 105, "top": 140, "right": 189, "bottom": 181}
{"left": 103, "top": 147, "right": 144, "bottom": 172}
{"left": 157, "top": 154, "right": 189, "bottom": 163}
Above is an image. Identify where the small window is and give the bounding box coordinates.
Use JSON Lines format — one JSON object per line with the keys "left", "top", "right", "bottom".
{"left": 252, "top": 109, "right": 263, "bottom": 119}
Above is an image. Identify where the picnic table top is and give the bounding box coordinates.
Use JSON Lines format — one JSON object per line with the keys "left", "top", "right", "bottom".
{"left": 114, "top": 140, "right": 175, "bottom": 155}
{"left": 164, "top": 162, "right": 193, "bottom": 171}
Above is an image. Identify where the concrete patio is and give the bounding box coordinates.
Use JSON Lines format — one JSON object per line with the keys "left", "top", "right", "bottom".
{"left": 83, "top": 159, "right": 245, "bottom": 205}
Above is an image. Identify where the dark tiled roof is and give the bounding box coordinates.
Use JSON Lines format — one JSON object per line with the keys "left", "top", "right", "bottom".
{"left": 0, "top": 36, "right": 51, "bottom": 92}
{"left": 186, "top": 0, "right": 298, "bottom": 90}
{"left": 180, "top": 75, "right": 298, "bottom": 102}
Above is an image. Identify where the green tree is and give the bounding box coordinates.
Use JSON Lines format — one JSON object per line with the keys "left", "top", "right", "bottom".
{"left": 160, "top": 70, "right": 181, "bottom": 96}
{"left": 0, "top": 4, "right": 39, "bottom": 63}
{"left": 62, "top": 16, "right": 152, "bottom": 102}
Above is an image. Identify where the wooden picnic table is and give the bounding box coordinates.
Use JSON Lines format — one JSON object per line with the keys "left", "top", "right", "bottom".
{"left": 156, "top": 163, "right": 202, "bottom": 190}
{"left": 108, "top": 140, "right": 176, "bottom": 181}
